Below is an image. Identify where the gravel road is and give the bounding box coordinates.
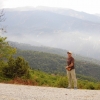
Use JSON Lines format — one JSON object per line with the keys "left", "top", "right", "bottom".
{"left": 0, "top": 83, "right": 100, "bottom": 100}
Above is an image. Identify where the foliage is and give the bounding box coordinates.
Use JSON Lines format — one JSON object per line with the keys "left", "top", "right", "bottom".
{"left": 25, "top": 69, "right": 100, "bottom": 90}
{"left": 10, "top": 41, "right": 100, "bottom": 65}
{"left": 14, "top": 49, "right": 66, "bottom": 74}
{"left": 0, "top": 10, "right": 16, "bottom": 63}
{"left": 77, "top": 74, "right": 97, "bottom": 82}
{"left": 2, "top": 57, "right": 30, "bottom": 78}
{"left": 14, "top": 49, "right": 100, "bottom": 81}
{"left": 0, "top": 37, "right": 16, "bottom": 61}
{"left": 0, "top": 9, "right": 5, "bottom": 22}
{"left": 0, "top": 66, "right": 100, "bottom": 90}
{"left": 0, "top": 10, "right": 100, "bottom": 90}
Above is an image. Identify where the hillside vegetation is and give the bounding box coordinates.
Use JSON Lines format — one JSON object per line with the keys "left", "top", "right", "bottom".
{"left": 0, "top": 47, "right": 100, "bottom": 89}
{"left": 1, "top": 68, "right": 100, "bottom": 90}
{"left": 14, "top": 49, "right": 100, "bottom": 81}
{"left": 9, "top": 41, "right": 100, "bottom": 65}
{"left": 1, "top": 8, "right": 100, "bottom": 90}
{"left": 0, "top": 35, "right": 99, "bottom": 90}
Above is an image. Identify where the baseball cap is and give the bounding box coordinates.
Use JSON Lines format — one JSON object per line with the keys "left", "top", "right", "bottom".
{"left": 67, "top": 51, "right": 72, "bottom": 54}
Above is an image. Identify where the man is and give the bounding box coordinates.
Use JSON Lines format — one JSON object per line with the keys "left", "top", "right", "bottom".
{"left": 66, "top": 51, "right": 77, "bottom": 89}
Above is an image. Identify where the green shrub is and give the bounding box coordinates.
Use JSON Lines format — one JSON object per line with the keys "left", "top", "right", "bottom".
{"left": 85, "top": 82, "right": 95, "bottom": 90}
{"left": 55, "top": 77, "right": 68, "bottom": 88}
{"left": 95, "top": 83, "right": 100, "bottom": 90}
{"left": 2, "top": 57, "right": 30, "bottom": 78}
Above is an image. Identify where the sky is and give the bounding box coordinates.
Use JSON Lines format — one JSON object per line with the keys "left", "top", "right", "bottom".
{"left": 0, "top": 0, "right": 100, "bottom": 14}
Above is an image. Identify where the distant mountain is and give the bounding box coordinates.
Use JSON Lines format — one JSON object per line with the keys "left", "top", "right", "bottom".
{"left": 2, "top": 7, "right": 100, "bottom": 60}
{"left": 5, "top": 8, "right": 100, "bottom": 34}
{"left": 6, "top": 6, "right": 100, "bottom": 23}
{"left": 37, "top": 6, "right": 100, "bottom": 23}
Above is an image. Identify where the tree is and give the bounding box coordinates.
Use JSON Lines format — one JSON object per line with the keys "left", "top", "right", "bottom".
{"left": 0, "top": 9, "right": 6, "bottom": 33}
{"left": 2, "top": 57, "right": 30, "bottom": 78}
{"left": 0, "top": 37, "right": 16, "bottom": 60}
{"left": 0, "top": 9, "right": 5, "bottom": 22}
{"left": 0, "top": 10, "right": 16, "bottom": 64}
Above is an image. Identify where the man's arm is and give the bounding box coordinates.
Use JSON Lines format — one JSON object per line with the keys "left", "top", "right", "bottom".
{"left": 68, "top": 62, "right": 74, "bottom": 68}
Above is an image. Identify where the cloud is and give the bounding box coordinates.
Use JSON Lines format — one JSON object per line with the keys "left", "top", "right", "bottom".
{"left": 0, "top": 0, "right": 3, "bottom": 8}
{"left": 0, "top": 0, "right": 6, "bottom": 8}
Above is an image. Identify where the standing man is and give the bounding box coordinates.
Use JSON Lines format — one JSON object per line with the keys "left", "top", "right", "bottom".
{"left": 66, "top": 51, "right": 77, "bottom": 89}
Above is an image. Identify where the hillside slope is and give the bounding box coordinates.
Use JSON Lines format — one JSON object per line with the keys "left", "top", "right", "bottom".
{"left": 14, "top": 49, "right": 100, "bottom": 81}
{"left": 9, "top": 41, "right": 100, "bottom": 65}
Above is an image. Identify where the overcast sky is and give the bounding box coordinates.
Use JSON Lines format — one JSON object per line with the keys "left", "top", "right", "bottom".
{"left": 0, "top": 0, "right": 100, "bottom": 14}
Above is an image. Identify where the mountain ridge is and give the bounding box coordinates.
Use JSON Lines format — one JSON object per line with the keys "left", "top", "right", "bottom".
{"left": 9, "top": 41, "right": 100, "bottom": 65}
{"left": 2, "top": 7, "right": 100, "bottom": 60}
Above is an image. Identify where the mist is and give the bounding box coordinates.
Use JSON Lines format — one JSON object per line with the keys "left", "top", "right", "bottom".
{"left": 5, "top": 30, "right": 100, "bottom": 60}
{"left": 1, "top": 7, "right": 100, "bottom": 60}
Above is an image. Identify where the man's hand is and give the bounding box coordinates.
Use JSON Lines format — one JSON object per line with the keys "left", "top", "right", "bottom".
{"left": 66, "top": 66, "right": 71, "bottom": 71}
{"left": 66, "top": 66, "right": 69, "bottom": 69}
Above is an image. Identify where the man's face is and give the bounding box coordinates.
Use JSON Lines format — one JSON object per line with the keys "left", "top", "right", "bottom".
{"left": 67, "top": 53, "right": 71, "bottom": 57}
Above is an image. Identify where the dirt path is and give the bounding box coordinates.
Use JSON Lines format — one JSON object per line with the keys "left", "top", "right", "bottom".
{"left": 0, "top": 83, "right": 100, "bottom": 100}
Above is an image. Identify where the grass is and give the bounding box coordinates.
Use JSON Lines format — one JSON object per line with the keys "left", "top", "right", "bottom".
{"left": 0, "top": 69, "right": 100, "bottom": 90}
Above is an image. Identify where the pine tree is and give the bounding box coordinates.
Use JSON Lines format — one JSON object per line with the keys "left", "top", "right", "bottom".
{"left": 2, "top": 57, "right": 30, "bottom": 78}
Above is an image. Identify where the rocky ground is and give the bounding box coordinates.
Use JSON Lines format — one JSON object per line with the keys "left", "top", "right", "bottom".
{"left": 0, "top": 83, "right": 100, "bottom": 100}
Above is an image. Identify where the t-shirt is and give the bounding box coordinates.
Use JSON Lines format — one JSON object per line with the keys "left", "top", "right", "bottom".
{"left": 67, "top": 57, "right": 74, "bottom": 69}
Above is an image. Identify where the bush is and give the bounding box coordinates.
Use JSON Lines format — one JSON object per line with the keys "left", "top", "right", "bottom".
{"left": 85, "top": 82, "right": 95, "bottom": 90}
{"left": 2, "top": 57, "right": 30, "bottom": 78}
{"left": 55, "top": 77, "right": 68, "bottom": 88}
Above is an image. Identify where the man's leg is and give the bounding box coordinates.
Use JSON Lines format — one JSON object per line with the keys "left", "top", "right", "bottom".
{"left": 67, "top": 70, "right": 72, "bottom": 88}
{"left": 71, "top": 69, "right": 77, "bottom": 88}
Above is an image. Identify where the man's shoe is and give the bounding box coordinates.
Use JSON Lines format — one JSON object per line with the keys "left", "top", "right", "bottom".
{"left": 74, "top": 87, "right": 77, "bottom": 90}
{"left": 67, "top": 87, "right": 71, "bottom": 89}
